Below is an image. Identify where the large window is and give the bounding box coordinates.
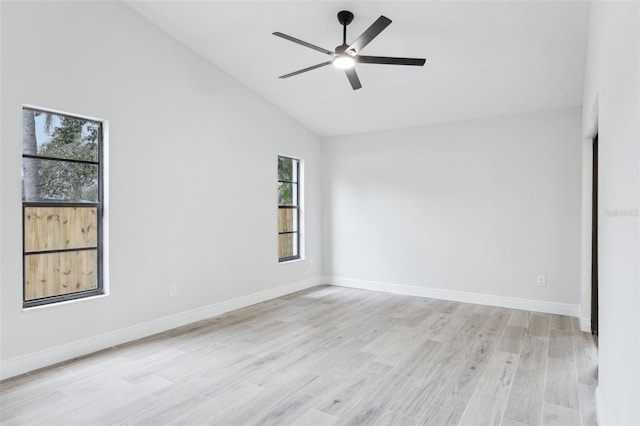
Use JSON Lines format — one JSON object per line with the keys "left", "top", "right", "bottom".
{"left": 22, "top": 107, "right": 104, "bottom": 307}
{"left": 278, "top": 156, "right": 301, "bottom": 262}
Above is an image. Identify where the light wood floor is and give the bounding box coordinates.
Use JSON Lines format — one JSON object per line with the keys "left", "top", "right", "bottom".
{"left": 0, "top": 285, "right": 598, "bottom": 425}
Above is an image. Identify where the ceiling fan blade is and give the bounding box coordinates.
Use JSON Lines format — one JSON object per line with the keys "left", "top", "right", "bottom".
{"left": 347, "top": 16, "right": 392, "bottom": 54}
{"left": 273, "top": 32, "right": 334, "bottom": 56}
{"left": 279, "top": 61, "right": 333, "bottom": 79}
{"left": 357, "top": 55, "right": 426, "bottom": 66}
{"left": 344, "top": 68, "right": 362, "bottom": 90}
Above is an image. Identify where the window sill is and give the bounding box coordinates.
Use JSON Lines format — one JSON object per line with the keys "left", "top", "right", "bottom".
{"left": 279, "top": 257, "right": 305, "bottom": 264}
{"left": 22, "top": 292, "right": 109, "bottom": 312}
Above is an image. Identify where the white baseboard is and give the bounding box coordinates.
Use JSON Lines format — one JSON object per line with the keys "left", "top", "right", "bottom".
{"left": 328, "top": 276, "right": 581, "bottom": 317}
{"left": 0, "top": 276, "right": 323, "bottom": 380}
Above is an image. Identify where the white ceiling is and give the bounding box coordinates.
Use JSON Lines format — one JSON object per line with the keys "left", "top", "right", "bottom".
{"left": 125, "top": 1, "right": 589, "bottom": 137}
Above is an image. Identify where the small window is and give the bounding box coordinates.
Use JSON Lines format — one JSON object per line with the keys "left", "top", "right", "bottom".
{"left": 278, "top": 156, "right": 301, "bottom": 262}
{"left": 22, "top": 107, "right": 104, "bottom": 307}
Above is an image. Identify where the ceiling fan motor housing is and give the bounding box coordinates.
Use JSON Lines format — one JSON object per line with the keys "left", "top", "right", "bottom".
{"left": 335, "top": 44, "right": 353, "bottom": 55}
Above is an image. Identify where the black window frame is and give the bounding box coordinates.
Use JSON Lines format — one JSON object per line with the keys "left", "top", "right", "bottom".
{"left": 22, "top": 107, "right": 105, "bottom": 308}
{"left": 278, "top": 156, "right": 301, "bottom": 262}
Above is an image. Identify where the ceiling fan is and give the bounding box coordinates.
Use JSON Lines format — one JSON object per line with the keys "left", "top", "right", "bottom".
{"left": 273, "top": 11, "right": 426, "bottom": 90}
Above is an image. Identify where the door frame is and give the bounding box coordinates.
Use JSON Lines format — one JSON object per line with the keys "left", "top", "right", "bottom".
{"left": 591, "top": 134, "right": 598, "bottom": 335}
{"left": 579, "top": 98, "right": 598, "bottom": 333}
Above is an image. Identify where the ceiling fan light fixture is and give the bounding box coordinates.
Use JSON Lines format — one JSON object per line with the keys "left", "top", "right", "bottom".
{"left": 333, "top": 55, "right": 355, "bottom": 69}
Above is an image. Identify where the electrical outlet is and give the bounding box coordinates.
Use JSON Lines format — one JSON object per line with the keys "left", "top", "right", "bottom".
{"left": 169, "top": 284, "right": 177, "bottom": 297}
{"left": 537, "top": 275, "right": 546, "bottom": 287}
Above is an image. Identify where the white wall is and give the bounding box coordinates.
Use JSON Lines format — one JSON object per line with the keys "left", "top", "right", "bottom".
{"left": 323, "top": 109, "right": 582, "bottom": 310}
{"left": 0, "top": 1, "right": 322, "bottom": 378}
{"left": 582, "top": 1, "right": 640, "bottom": 425}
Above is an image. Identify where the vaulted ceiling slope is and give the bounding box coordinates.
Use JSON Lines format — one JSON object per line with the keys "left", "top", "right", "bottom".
{"left": 125, "top": 1, "right": 589, "bottom": 137}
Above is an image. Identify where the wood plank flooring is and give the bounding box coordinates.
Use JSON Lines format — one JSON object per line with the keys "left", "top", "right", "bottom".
{"left": 0, "top": 286, "right": 598, "bottom": 425}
